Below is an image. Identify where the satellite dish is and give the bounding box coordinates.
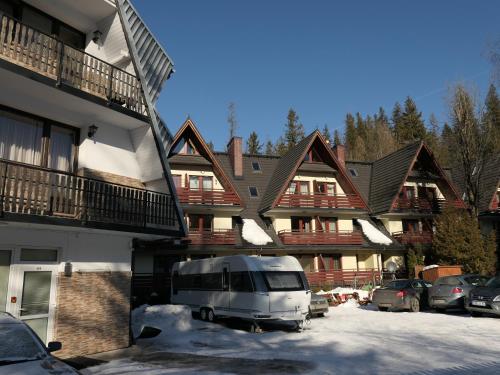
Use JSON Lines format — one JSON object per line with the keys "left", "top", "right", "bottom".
{"left": 387, "top": 261, "right": 398, "bottom": 273}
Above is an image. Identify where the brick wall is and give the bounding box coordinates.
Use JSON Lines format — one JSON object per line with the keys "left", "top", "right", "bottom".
{"left": 54, "top": 272, "right": 131, "bottom": 358}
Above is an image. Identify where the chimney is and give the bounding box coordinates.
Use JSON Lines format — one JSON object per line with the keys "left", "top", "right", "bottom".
{"left": 228, "top": 136, "right": 243, "bottom": 177}
{"left": 333, "top": 144, "right": 345, "bottom": 169}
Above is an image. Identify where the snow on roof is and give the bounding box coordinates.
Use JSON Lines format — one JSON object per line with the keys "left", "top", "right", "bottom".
{"left": 356, "top": 219, "right": 392, "bottom": 245}
{"left": 423, "top": 264, "right": 439, "bottom": 271}
{"left": 242, "top": 219, "right": 273, "bottom": 246}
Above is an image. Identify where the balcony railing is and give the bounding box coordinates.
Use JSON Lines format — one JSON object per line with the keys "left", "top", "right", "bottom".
{"left": 0, "top": 159, "right": 176, "bottom": 231}
{"left": 0, "top": 13, "right": 146, "bottom": 116}
{"left": 392, "top": 231, "right": 433, "bottom": 244}
{"left": 176, "top": 187, "right": 240, "bottom": 206}
{"left": 392, "top": 197, "right": 464, "bottom": 213}
{"left": 187, "top": 229, "right": 236, "bottom": 245}
{"left": 277, "top": 193, "right": 365, "bottom": 209}
{"left": 305, "top": 269, "right": 381, "bottom": 288}
{"left": 278, "top": 230, "right": 364, "bottom": 245}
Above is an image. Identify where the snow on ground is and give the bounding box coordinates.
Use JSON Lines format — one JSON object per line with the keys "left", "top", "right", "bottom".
{"left": 85, "top": 304, "right": 500, "bottom": 375}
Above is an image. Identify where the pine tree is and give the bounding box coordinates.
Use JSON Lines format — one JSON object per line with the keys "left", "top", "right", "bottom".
{"left": 431, "top": 208, "right": 497, "bottom": 274}
{"left": 265, "top": 140, "right": 274, "bottom": 156}
{"left": 344, "top": 113, "right": 357, "bottom": 159}
{"left": 322, "top": 124, "right": 332, "bottom": 144}
{"left": 372, "top": 107, "right": 397, "bottom": 160}
{"left": 207, "top": 141, "right": 215, "bottom": 151}
{"left": 484, "top": 84, "right": 500, "bottom": 153}
{"left": 246, "top": 131, "right": 262, "bottom": 154}
{"left": 391, "top": 102, "right": 403, "bottom": 134}
{"left": 426, "top": 114, "right": 440, "bottom": 156}
{"left": 333, "top": 129, "right": 341, "bottom": 146}
{"left": 284, "top": 108, "right": 305, "bottom": 150}
{"left": 227, "top": 102, "right": 238, "bottom": 140}
{"left": 274, "top": 136, "right": 288, "bottom": 156}
{"left": 394, "top": 97, "right": 427, "bottom": 143}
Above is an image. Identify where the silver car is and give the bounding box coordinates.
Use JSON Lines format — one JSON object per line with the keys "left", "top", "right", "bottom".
{"left": 428, "top": 274, "right": 490, "bottom": 312}
{"left": 467, "top": 276, "right": 500, "bottom": 317}
{"left": 0, "top": 312, "right": 79, "bottom": 375}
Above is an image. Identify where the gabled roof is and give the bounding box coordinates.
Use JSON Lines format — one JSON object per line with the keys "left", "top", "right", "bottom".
{"left": 369, "top": 141, "right": 464, "bottom": 214}
{"left": 258, "top": 131, "right": 369, "bottom": 213}
{"left": 169, "top": 119, "right": 243, "bottom": 206}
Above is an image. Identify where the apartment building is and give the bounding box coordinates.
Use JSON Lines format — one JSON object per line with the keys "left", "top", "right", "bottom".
{"left": 347, "top": 142, "right": 465, "bottom": 259}
{"left": 132, "top": 119, "right": 406, "bottom": 303}
{"left": 0, "top": 0, "right": 184, "bottom": 357}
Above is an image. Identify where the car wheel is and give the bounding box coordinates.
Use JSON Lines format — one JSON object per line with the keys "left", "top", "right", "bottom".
{"left": 435, "top": 308, "right": 446, "bottom": 313}
{"left": 470, "top": 311, "right": 482, "bottom": 317}
{"left": 207, "top": 309, "right": 215, "bottom": 322}
{"left": 191, "top": 311, "right": 201, "bottom": 320}
{"left": 318, "top": 313, "right": 325, "bottom": 318}
{"left": 409, "top": 298, "right": 420, "bottom": 312}
{"left": 200, "top": 308, "right": 208, "bottom": 321}
{"left": 378, "top": 306, "right": 388, "bottom": 312}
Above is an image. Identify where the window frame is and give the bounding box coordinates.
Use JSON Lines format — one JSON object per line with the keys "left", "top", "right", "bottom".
{"left": 349, "top": 168, "right": 358, "bottom": 177}
{"left": 0, "top": 104, "right": 79, "bottom": 173}
{"left": 251, "top": 161, "right": 261, "bottom": 172}
{"left": 248, "top": 186, "right": 259, "bottom": 198}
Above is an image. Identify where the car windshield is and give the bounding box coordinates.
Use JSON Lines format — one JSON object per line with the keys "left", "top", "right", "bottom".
{"left": 486, "top": 277, "right": 500, "bottom": 288}
{"left": 0, "top": 323, "right": 45, "bottom": 364}
{"left": 262, "top": 271, "right": 304, "bottom": 291}
{"left": 464, "top": 276, "right": 489, "bottom": 286}
{"left": 384, "top": 280, "right": 410, "bottom": 289}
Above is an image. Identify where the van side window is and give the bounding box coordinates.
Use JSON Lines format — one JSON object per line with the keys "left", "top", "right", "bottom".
{"left": 223, "top": 267, "right": 229, "bottom": 291}
{"left": 172, "top": 271, "right": 179, "bottom": 295}
{"left": 231, "top": 272, "right": 254, "bottom": 292}
{"left": 202, "top": 273, "right": 222, "bottom": 290}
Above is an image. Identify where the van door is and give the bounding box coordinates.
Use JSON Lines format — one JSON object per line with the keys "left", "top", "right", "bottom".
{"left": 212, "top": 263, "right": 230, "bottom": 314}
{"left": 264, "top": 271, "right": 307, "bottom": 313}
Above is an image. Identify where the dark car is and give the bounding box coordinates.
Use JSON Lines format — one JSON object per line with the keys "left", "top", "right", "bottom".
{"left": 0, "top": 312, "right": 79, "bottom": 375}
{"left": 428, "top": 274, "right": 490, "bottom": 312}
{"left": 372, "top": 279, "right": 432, "bottom": 312}
{"left": 467, "top": 276, "right": 500, "bottom": 317}
{"left": 309, "top": 293, "right": 329, "bottom": 317}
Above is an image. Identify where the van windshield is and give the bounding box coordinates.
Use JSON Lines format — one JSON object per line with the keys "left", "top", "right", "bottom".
{"left": 262, "top": 271, "right": 304, "bottom": 291}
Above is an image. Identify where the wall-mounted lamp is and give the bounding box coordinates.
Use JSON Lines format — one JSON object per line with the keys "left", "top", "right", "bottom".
{"left": 88, "top": 124, "right": 98, "bottom": 139}
{"left": 64, "top": 262, "right": 73, "bottom": 277}
{"left": 92, "top": 30, "right": 102, "bottom": 44}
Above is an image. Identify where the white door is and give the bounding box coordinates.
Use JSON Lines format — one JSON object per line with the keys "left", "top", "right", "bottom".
{"left": 8, "top": 264, "right": 58, "bottom": 344}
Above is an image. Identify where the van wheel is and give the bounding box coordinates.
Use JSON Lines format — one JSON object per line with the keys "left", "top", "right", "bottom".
{"left": 409, "top": 298, "right": 420, "bottom": 313}
{"left": 200, "top": 308, "right": 208, "bottom": 321}
{"left": 207, "top": 309, "right": 215, "bottom": 322}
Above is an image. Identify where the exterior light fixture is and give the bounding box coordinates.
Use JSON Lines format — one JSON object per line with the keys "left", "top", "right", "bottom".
{"left": 88, "top": 124, "right": 98, "bottom": 139}
{"left": 92, "top": 30, "right": 102, "bottom": 44}
{"left": 64, "top": 262, "right": 73, "bottom": 277}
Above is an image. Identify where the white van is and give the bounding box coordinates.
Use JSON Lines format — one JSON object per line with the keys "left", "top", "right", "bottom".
{"left": 171, "top": 255, "right": 311, "bottom": 328}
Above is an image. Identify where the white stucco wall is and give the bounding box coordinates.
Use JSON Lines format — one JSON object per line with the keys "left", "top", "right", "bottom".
{"left": 78, "top": 123, "right": 142, "bottom": 180}
{"left": 0, "top": 226, "right": 133, "bottom": 272}
{"left": 170, "top": 168, "right": 224, "bottom": 190}
{"left": 288, "top": 174, "right": 346, "bottom": 195}
{"left": 341, "top": 255, "right": 357, "bottom": 269}
{"left": 402, "top": 182, "right": 444, "bottom": 199}
{"left": 213, "top": 216, "right": 232, "bottom": 230}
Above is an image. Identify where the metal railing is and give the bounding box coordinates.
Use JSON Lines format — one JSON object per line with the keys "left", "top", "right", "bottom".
{"left": 0, "top": 159, "right": 176, "bottom": 229}
{"left": 0, "top": 13, "right": 146, "bottom": 115}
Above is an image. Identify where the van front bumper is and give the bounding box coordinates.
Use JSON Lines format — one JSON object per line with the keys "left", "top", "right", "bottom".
{"left": 254, "top": 310, "right": 308, "bottom": 321}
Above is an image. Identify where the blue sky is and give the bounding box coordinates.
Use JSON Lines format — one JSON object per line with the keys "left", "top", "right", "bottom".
{"left": 134, "top": 0, "right": 499, "bottom": 150}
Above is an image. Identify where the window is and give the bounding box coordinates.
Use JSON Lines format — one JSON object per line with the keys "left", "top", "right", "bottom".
{"left": 20, "top": 249, "right": 58, "bottom": 262}
{"left": 349, "top": 168, "right": 358, "bottom": 177}
{"left": 402, "top": 219, "right": 419, "bottom": 233}
{"left": 262, "top": 271, "right": 305, "bottom": 291}
{"left": 189, "top": 176, "right": 213, "bottom": 190}
{"left": 400, "top": 186, "right": 416, "bottom": 200}
{"left": 251, "top": 161, "right": 261, "bottom": 172}
{"left": 231, "top": 272, "right": 254, "bottom": 292}
{"left": 317, "top": 217, "right": 338, "bottom": 232}
{"left": 291, "top": 216, "right": 311, "bottom": 232}
{"left": 249, "top": 186, "right": 259, "bottom": 197}
{"left": 315, "top": 181, "right": 336, "bottom": 196}
{"left": 304, "top": 148, "right": 322, "bottom": 163}
{"left": 188, "top": 214, "right": 213, "bottom": 232}
{"left": 288, "top": 181, "right": 309, "bottom": 195}
{"left": 0, "top": 108, "right": 77, "bottom": 172}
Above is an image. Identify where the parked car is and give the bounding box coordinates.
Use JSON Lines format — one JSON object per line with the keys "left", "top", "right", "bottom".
{"left": 309, "top": 293, "right": 329, "bottom": 317}
{"left": 0, "top": 312, "right": 79, "bottom": 374}
{"left": 372, "top": 279, "right": 432, "bottom": 312}
{"left": 466, "top": 276, "right": 500, "bottom": 317}
{"left": 428, "top": 274, "right": 490, "bottom": 312}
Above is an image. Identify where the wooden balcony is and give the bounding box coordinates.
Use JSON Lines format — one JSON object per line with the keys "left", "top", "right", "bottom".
{"left": 187, "top": 229, "right": 236, "bottom": 245}
{"left": 277, "top": 193, "right": 365, "bottom": 209}
{"left": 278, "top": 230, "right": 364, "bottom": 245}
{"left": 305, "top": 269, "right": 381, "bottom": 288}
{"left": 0, "top": 14, "right": 146, "bottom": 116}
{"left": 0, "top": 159, "right": 177, "bottom": 233}
{"left": 176, "top": 187, "right": 240, "bottom": 206}
{"left": 392, "top": 197, "right": 464, "bottom": 213}
{"left": 392, "top": 231, "right": 433, "bottom": 244}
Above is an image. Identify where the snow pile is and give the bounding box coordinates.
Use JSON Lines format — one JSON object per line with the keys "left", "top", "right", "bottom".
{"left": 316, "top": 287, "right": 370, "bottom": 301}
{"left": 357, "top": 219, "right": 392, "bottom": 245}
{"left": 132, "top": 304, "right": 193, "bottom": 339}
{"left": 242, "top": 219, "right": 273, "bottom": 245}
{"left": 423, "top": 264, "right": 439, "bottom": 271}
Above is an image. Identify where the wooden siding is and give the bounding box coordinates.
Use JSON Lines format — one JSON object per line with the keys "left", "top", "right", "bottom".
{"left": 278, "top": 193, "right": 365, "bottom": 209}
{"left": 278, "top": 230, "right": 363, "bottom": 245}
{"left": 176, "top": 187, "right": 240, "bottom": 206}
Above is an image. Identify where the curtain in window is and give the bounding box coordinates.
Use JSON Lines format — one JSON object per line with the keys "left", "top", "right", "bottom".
{"left": 202, "top": 177, "right": 213, "bottom": 191}
{"left": 189, "top": 176, "right": 200, "bottom": 190}
{"left": 48, "top": 127, "right": 73, "bottom": 172}
{"left": 0, "top": 111, "right": 42, "bottom": 165}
